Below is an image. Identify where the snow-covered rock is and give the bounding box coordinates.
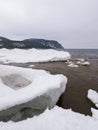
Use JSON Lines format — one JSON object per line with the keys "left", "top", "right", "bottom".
{"left": 87, "top": 89, "right": 98, "bottom": 108}
{"left": 1, "top": 106, "right": 98, "bottom": 130}
{"left": 0, "top": 65, "right": 67, "bottom": 121}
{"left": 0, "top": 48, "right": 71, "bottom": 63}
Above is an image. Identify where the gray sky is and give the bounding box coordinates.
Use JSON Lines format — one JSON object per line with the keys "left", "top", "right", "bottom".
{"left": 0, "top": 0, "right": 98, "bottom": 48}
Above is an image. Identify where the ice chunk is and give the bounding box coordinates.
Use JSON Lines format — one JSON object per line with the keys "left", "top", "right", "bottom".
{"left": 28, "top": 65, "right": 34, "bottom": 68}
{"left": 0, "top": 65, "right": 67, "bottom": 121}
{"left": 87, "top": 89, "right": 98, "bottom": 108}
{"left": 91, "top": 108, "right": 98, "bottom": 120}
{"left": 67, "top": 63, "right": 79, "bottom": 67}
{"left": 77, "top": 61, "right": 90, "bottom": 66}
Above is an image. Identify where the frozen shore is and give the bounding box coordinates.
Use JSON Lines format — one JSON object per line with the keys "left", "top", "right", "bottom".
{"left": 0, "top": 48, "right": 70, "bottom": 63}
{"left": 0, "top": 49, "right": 98, "bottom": 130}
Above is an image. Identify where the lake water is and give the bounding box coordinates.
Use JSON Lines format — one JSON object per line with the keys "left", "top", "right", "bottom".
{"left": 57, "top": 49, "right": 98, "bottom": 115}
{"left": 31, "top": 49, "right": 98, "bottom": 115}
{"left": 65, "top": 49, "right": 98, "bottom": 59}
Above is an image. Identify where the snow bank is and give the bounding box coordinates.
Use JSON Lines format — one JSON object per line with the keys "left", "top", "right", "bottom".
{"left": 0, "top": 65, "right": 67, "bottom": 121}
{"left": 87, "top": 89, "right": 98, "bottom": 108}
{"left": 0, "top": 48, "right": 71, "bottom": 63}
{"left": 1, "top": 106, "right": 98, "bottom": 130}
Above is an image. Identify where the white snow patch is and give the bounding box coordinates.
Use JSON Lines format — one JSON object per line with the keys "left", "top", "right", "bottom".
{"left": 76, "top": 58, "right": 85, "bottom": 62}
{"left": 1, "top": 106, "right": 98, "bottom": 130}
{"left": 91, "top": 108, "right": 98, "bottom": 120}
{"left": 0, "top": 48, "right": 71, "bottom": 63}
{"left": 65, "top": 60, "right": 79, "bottom": 67}
{"left": 77, "top": 61, "right": 90, "bottom": 66}
{"left": 0, "top": 65, "right": 67, "bottom": 111}
{"left": 28, "top": 64, "right": 34, "bottom": 68}
{"left": 67, "top": 63, "right": 79, "bottom": 68}
{"left": 87, "top": 89, "right": 98, "bottom": 108}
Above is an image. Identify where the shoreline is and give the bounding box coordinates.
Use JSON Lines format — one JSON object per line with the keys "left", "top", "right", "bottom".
{"left": 30, "top": 60, "right": 98, "bottom": 115}
{"left": 2, "top": 58, "right": 98, "bottom": 116}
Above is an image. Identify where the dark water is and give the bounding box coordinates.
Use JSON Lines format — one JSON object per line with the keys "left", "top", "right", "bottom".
{"left": 65, "top": 49, "right": 98, "bottom": 59}
{"left": 30, "top": 49, "right": 98, "bottom": 115}
{"left": 57, "top": 49, "right": 98, "bottom": 115}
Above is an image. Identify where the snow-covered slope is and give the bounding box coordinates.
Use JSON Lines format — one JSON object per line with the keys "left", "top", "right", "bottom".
{"left": 0, "top": 106, "right": 98, "bottom": 130}
{"left": 0, "top": 65, "right": 67, "bottom": 121}
{"left": 0, "top": 48, "right": 71, "bottom": 63}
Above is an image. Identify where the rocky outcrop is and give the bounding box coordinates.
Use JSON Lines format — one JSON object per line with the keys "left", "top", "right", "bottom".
{"left": 0, "top": 37, "right": 64, "bottom": 50}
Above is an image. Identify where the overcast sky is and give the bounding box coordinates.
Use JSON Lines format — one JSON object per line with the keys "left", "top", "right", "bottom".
{"left": 0, "top": 0, "right": 98, "bottom": 48}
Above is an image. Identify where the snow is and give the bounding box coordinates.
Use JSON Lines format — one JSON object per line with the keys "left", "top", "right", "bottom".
{"left": 91, "top": 108, "right": 98, "bottom": 120}
{"left": 77, "top": 61, "right": 90, "bottom": 66}
{"left": 28, "top": 64, "right": 34, "bottom": 68}
{"left": 67, "top": 63, "right": 79, "bottom": 67}
{"left": 0, "top": 48, "right": 98, "bottom": 129}
{"left": 0, "top": 48, "right": 71, "bottom": 63}
{"left": 87, "top": 89, "right": 98, "bottom": 108}
{"left": 65, "top": 60, "right": 79, "bottom": 67}
{"left": 0, "top": 106, "right": 98, "bottom": 130}
{"left": 76, "top": 58, "right": 85, "bottom": 62}
{"left": 0, "top": 65, "right": 67, "bottom": 111}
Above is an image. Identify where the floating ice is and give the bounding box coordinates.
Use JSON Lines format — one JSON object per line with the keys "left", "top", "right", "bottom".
{"left": 65, "top": 60, "right": 79, "bottom": 67}
{"left": 77, "top": 61, "right": 90, "bottom": 66}
{"left": 76, "top": 58, "right": 85, "bottom": 62}
{"left": 87, "top": 89, "right": 98, "bottom": 108}
{"left": 91, "top": 108, "right": 98, "bottom": 120}
{"left": 28, "top": 65, "right": 34, "bottom": 68}
{"left": 67, "top": 63, "right": 79, "bottom": 68}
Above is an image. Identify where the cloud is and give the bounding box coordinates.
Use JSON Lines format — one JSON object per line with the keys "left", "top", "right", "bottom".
{"left": 0, "top": 0, "right": 98, "bottom": 48}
